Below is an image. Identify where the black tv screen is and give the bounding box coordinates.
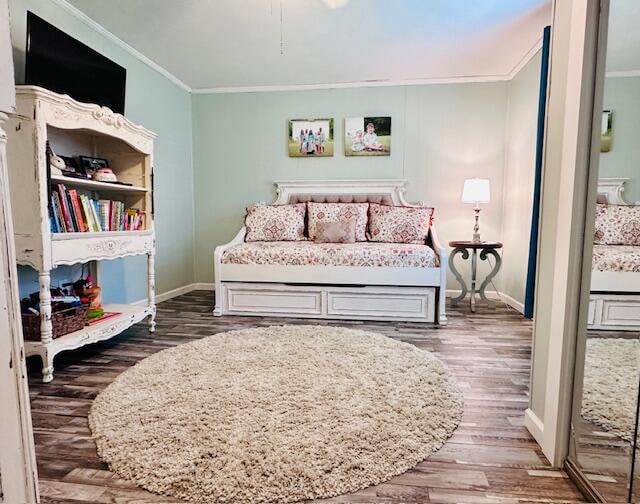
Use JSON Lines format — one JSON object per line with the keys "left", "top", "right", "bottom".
{"left": 25, "top": 11, "right": 126, "bottom": 114}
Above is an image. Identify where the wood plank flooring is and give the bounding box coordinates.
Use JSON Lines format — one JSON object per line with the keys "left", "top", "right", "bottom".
{"left": 26, "top": 291, "right": 585, "bottom": 503}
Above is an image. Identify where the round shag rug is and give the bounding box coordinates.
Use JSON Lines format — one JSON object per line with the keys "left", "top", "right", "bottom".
{"left": 89, "top": 325, "right": 462, "bottom": 504}
{"left": 582, "top": 338, "right": 640, "bottom": 441}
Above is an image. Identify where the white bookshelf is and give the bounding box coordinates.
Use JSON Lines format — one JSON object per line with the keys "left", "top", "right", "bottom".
{"left": 50, "top": 174, "right": 149, "bottom": 193}
{"left": 6, "top": 86, "right": 157, "bottom": 382}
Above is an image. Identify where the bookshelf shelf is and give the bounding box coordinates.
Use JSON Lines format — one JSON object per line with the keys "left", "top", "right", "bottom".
{"left": 50, "top": 175, "right": 149, "bottom": 193}
{"left": 6, "top": 86, "right": 157, "bottom": 382}
{"left": 51, "top": 229, "right": 154, "bottom": 240}
{"left": 24, "top": 304, "right": 153, "bottom": 378}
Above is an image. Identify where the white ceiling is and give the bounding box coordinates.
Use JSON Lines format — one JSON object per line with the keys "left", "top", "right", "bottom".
{"left": 66, "top": 0, "right": 551, "bottom": 91}
{"left": 606, "top": 0, "right": 640, "bottom": 74}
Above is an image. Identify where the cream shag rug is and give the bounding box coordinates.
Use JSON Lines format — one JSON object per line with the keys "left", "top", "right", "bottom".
{"left": 582, "top": 338, "right": 640, "bottom": 441}
{"left": 89, "top": 325, "right": 462, "bottom": 504}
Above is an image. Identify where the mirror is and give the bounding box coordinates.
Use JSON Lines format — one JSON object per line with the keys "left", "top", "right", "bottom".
{"left": 569, "top": 0, "right": 640, "bottom": 501}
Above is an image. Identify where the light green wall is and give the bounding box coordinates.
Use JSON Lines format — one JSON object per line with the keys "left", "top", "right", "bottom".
{"left": 192, "top": 83, "right": 511, "bottom": 285}
{"left": 500, "top": 52, "right": 541, "bottom": 306}
{"left": 9, "top": 0, "right": 195, "bottom": 302}
{"left": 600, "top": 76, "right": 640, "bottom": 203}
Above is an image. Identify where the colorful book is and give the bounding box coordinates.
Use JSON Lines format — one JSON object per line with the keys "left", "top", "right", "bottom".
{"left": 50, "top": 192, "right": 64, "bottom": 232}
{"left": 98, "top": 200, "right": 111, "bottom": 232}
{"left": 56, "top": 184, "right": 74, "bottom": 232}
{"left": 79, "top": 195, "right": 96, "bottom": 232}
{"left": 68, "top": 190, "right": 86, "bottom": 232}
{"left": 90, "top": 200, "right": 102, "bottom": 232}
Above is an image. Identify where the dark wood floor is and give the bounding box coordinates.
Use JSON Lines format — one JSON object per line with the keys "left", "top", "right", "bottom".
{"left": 27, "top": 291, "right": 585, "bottom": 504}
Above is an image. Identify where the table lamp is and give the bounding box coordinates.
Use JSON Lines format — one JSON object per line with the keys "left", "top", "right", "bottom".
{"left": 461, "top": 178, "right": 490, "bottom": 243}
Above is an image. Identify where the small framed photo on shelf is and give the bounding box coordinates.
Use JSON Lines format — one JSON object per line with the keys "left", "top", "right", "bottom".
{"left": 345, "top": 116, "right": 391, "bottom": 156}
{"left": 288, "top": 118, "right": 334, "bottom": 157}
{"left": 78, "top": 155, "right": 110, "bottom": 177}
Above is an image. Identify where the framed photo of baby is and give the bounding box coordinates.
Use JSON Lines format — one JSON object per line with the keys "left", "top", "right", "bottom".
{"left": 288, "top": 118, "right": 334, "bottom": 157}
{"left": 344, "top": 116, "right": 391, "bottom": 156}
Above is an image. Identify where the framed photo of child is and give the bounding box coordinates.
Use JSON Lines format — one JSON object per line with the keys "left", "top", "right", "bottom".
{"left": 288, "top": 118, "right": 334, "bottom": 157}
{"left": 345, "top": 116, "right": 391, "bottom": 156}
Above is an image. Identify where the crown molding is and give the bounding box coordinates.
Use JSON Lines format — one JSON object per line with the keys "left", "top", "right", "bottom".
{"left": 191, "top": 39, "right": 543, "bottom": 95}
{"left": 49, "top": 0, "right": 192, "bottom": 92}
{"left": 190, "top": 74, "right": 515, "bottom": 94}
{"left": 605, "top": 70, "right": 640, "bottom": 78}
{"left": 507, "top": 36, "right": 543, "bottom": 79}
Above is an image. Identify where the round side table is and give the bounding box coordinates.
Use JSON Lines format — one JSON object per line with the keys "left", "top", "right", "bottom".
{"left": 448, "top": 241, "right": 503, "bottom": 312}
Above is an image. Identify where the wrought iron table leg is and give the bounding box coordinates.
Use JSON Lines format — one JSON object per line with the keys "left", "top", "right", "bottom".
{"left": 470, "top": 248, "right": 477, "bottom": 312}
{"left": 478, "top": 248, "right": 501, "bottom": 308}
{"left": 448, "top": 247, "right": 469, "bottom": 306}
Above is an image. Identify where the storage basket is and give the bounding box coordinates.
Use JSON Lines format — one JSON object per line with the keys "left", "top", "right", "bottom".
{"left": 22, "top": 304, "right": 89, "bottom": 341}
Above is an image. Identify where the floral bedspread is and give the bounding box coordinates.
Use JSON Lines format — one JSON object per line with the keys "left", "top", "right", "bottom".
{"left": 222, "top": 241, "right": 439, "bottom": 268}
{"left": 592, "top": 244, "right": 640, "bottom": 273}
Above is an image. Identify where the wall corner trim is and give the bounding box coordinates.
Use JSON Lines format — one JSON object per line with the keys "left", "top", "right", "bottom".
{"left": 48, "top": 0, "right": 192, "bottom": 93}
{"left": 508, "top": 37, "right": 544, "bottom": 80}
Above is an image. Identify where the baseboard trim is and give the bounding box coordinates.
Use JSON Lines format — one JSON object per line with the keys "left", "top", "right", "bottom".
{"left": 191, "top": 282, "right": 214, "bottom": 291}
{"left": 524, "top": 408, "right": 545, "bottom": 445}
{"left": 129, "top": 283, "right": 213, "bottom": 306}
{"left": 446, "top": 289, "right": 524, "bottom": 314}
{"left": 156, "top": 284, "right": 200, "bottom": 303}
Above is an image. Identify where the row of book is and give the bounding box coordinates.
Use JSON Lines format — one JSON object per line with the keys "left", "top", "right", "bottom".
{"left": 50, "top": 184, "right": 146, "bottom": 233}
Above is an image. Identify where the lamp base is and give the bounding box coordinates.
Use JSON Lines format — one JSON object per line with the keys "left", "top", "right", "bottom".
{"left": 472, "top": 233, "right": 482, "bottom": 243}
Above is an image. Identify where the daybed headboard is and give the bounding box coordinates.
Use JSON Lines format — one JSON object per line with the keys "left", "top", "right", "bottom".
{"left": 272, "top": 179, "right": 419, "bottom": 206}
{"left": 598, "top": 177, "right": 631, "bottom": 204}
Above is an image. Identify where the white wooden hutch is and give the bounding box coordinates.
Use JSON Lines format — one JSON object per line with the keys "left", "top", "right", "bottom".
{"left": 5, "top": 86, "right": 156, "bottom": 382}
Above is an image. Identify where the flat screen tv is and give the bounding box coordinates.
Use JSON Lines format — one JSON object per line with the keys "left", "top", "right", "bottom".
{"left": 25, "top": 11, "right": 126, "bottom": 114}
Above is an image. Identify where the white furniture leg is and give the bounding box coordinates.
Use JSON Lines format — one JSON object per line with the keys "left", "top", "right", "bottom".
{"left": 38, "top": 270, "right": 54, "bottom": 382}
{"left": 147, "top": 251, "right": 156, "bottom": 332}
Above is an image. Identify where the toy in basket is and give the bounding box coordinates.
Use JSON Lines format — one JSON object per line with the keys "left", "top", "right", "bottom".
{"left": 21, "top": 288, "right": 88, "bottom": 340}
{"left": 74, "top": 276, "right": 121, "bottom": 325}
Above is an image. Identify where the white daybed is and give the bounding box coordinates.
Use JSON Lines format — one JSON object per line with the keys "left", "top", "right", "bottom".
{"left": 588, "top": 178, "right": 640, "bottom": 331}
{"left": 213, "top": 180, "right": 448, "bottom": 324}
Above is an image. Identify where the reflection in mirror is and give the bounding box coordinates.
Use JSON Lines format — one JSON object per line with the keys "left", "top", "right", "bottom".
{"left": 569, "top": 0, "right": 640, "bottom": 502}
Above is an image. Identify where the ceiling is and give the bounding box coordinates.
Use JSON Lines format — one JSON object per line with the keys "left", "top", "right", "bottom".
{"left": 66, "top": 0, "right": 551, "bottom": 91}
{"left": 606, "top": 0, "right": 640, "bottom": 74}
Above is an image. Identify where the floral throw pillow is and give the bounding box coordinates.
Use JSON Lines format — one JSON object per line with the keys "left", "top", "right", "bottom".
{"left": 314, "top": 220, "right": 357, "bottom": 243}
{"left": 307, "top": 202, "right": 369, "bottom": 241}
{"left": 367, "top": 203, "right": 434, "bottom": 244}
{"left": 244, "top": 203, "right": 306, "bottom": 242}
{"left": 594, "top": 204, "right": 640, "bottom": 245}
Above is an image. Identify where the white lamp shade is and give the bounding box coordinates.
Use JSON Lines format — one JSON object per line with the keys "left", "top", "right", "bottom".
{"left": 461, "top": 178, "right": 490, "bottom": 204}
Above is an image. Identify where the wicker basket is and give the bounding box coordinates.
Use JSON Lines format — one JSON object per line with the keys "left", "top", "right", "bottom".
{"left": 22, "top": 304, "right": 89, "bottom": 341}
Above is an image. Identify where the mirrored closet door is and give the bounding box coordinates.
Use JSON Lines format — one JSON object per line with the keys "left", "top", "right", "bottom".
{"left": 567, "top": 0, "right": 640, "bottom": 502}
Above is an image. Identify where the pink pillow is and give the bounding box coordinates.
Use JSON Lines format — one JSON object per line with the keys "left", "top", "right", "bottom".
{"left": 594, "top": 204, "right": 640, "bottom": 245}
{"left": 245, "top": 203, "right": 306, "bottom": 242}
{"left": 314, "top": 220, "right": 357, "bottom": 243}
{"left": 367, "top": 203, "right": 434, "bottom": 244}
{"left": 307, "top": 202, "right": 368, "bottom": 241}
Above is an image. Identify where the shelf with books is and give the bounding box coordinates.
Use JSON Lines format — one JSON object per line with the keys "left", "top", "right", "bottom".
{"left": 50, "top": 182, "right": 147, "bottom": 234}
{"left": 50, "top": 175, "right": 149, "bottom": 193}
{"left": 5, "top": 86, "right": 157, "bottom": 382}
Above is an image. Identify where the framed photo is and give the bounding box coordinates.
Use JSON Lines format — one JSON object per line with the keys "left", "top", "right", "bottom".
{"left": 345, "top": 116, "right": 391, "bottom": 156}
{"left": 288, "top": 119, "right": 334, "bottom": 157}
{"left": 79, "top": 155, "right": 110, "bottom": 177}
{"left": 601, "top": 110, "right": 612, "bottom": 152}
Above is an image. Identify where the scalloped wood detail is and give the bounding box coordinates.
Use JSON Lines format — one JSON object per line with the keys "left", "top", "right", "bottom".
{"left": 16, "top": 85, "right": 155, "bottom": 154}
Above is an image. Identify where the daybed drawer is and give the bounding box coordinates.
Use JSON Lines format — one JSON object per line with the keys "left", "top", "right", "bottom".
{"left": 601, "top": 298, "right": 640, "bottom": 327}
{"left": 327, "top": 287, "right": 436, "bottom": 322}
{"left": 224, "top": 284, "right": 323, "bottom": 315}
